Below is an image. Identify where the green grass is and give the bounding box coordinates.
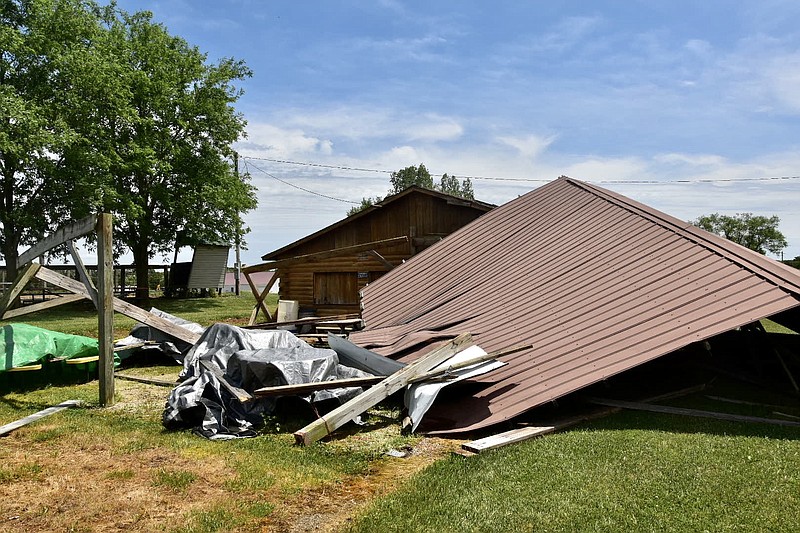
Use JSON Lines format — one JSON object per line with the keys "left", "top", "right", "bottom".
{"left": 347, "top": 409, "right": 800, "bottom": 533}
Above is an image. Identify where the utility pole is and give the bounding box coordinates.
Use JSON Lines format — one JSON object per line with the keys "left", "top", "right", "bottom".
{"left": 234, "top": 152, "right": 241, "bottom": 296}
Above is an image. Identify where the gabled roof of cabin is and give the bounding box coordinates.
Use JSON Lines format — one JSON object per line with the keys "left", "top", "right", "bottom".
{"left": 261, "top": 186, "right": 494, "bottom": 260}
{"left": 350, "top": 176, "right": 800, "bottom": 434}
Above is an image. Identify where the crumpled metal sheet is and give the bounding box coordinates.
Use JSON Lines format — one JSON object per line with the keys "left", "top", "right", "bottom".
{"left": 163, "top": 323, "right": 373, "bottom": 440}
{"left": 404, "top": 345, "right": 507, "bottom": 432}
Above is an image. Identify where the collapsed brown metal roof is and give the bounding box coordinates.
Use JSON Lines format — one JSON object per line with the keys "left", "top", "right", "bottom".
{"left": 350, "top": 176, "right": 800, "bottom": 434}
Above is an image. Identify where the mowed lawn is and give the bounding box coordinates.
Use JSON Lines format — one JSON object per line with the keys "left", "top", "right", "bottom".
{"left": 1, "top": 296, "right": 799, "bottom": 532}
{"left": 348, "top": 411, "right": 800, "bottom": 532}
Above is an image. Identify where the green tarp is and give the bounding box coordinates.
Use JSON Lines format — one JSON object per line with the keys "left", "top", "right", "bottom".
{"left": 1, "top": 324, "right": 99, "bottom": 371}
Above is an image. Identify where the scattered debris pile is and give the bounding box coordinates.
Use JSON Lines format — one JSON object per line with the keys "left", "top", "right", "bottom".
{"left": 162, "top": 324, "right": 377, "bottom": 439}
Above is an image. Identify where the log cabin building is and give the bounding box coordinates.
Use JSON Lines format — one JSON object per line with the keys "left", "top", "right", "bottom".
{"left": 259, "top": 186, "right": 494, "bottom": 317}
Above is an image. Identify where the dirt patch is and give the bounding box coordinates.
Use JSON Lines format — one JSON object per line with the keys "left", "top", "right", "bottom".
{"left": 261, "top": 437, "right": 463, "bottom": 532}
{"left": 0, "top": 380, "right": 234, "bottom": 533}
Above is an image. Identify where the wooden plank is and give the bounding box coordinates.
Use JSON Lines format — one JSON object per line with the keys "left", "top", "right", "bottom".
{"left": 18, "top": 215, "right": 97, "bottom": 266}
{"left": 0, "top": 263, "right": 41, "bottom": 315}
{"left": 199, "top": 360, "right": 253, "bottom": 403}
{"left": 252, "top": 376, "right": 386, "bottom": 398}
{"left": 0, "top": 400, "right": 81, "bottom": 437}
{"left": 66, "top": 240, "right": 98, "bottom": 309}
{"left": 34, "top": 266, "right": 201, "bottom": 345}
{"left": 463, "top": 426, "right": 557, "bottom": 453}
{"left": 587, "top": 397, "right": 800, "bottom": 428}
{"left": 294, "top": 332, "right": 473, "bottom": 446}
{"left": 114, "top": 373, "right": 176, "bottom": 388}
{"left": 2, "top": 293, "right": 83, "bottom": 320}
{"left": 254, "top": 236, "right": 409, "bottom": 270}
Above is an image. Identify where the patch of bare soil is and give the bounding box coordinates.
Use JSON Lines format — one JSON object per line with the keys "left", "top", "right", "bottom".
{"left": 0, "top": 380, "right": 235, "bottom": 533}
{"left": 260, "top": 437, "right": 463, "bottom": 532}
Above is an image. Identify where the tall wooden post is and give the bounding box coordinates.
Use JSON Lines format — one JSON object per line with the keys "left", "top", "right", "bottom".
{"left": 97, "top": 213, "right": 114, "bottom": 406}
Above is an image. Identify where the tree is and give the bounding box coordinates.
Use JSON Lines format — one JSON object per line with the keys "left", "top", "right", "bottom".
{"left": 692, "top": 213, "right": 788, "bottom": 255}
{"left": 349, "top": 164, "right": 476, "bottom": 216}
{"left": 389, "top": 163, "right": 433, "bottom": 194}
{"left": 439, "top": 173, "right": 474, "bottom": 200}
{"left": 95, "top": 9, "right": 256, "bottom": 301}
{"left": 0, "top": 0, "right": 107, "bottom": 278}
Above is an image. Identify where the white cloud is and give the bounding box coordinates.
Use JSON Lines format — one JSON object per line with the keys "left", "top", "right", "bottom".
{"left": 497, "top": 134, "right": 556, "bottom": 159}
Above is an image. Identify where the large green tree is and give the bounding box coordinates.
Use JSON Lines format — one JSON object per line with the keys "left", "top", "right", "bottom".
{"left": 692, "top": 212, "right": 788, "bottom": 255}
{"left": 93, "top": 9, "right": 256, "bottom": 300}
{"left": 0, "top": 0, "right": 105, "bottom": 278}
{"left": 1, "top": 1, "right": 257, "bottom": 300}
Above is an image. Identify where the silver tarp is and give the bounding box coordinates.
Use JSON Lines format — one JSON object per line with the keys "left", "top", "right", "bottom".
{"left": 163, "top": 324, "right": 373, "bottom": 440}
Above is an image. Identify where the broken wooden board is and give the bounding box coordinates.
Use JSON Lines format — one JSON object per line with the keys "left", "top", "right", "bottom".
{"left": 34, "top": 266, "right": 200, "bottom": 345}
{"left": 463, "top": 426, "right": 558, "bottom": 453}
{"left": 588, "top": 397, "right": 800, "bottom": 428}
{"left": 294, "top": 332, "right": 473, "bottom": 446}
{"left": 0, "top": 263, "right": 41, "bottom": 315}
{"left": 2, "top": 293, "right": 84, "bottom": 320}
{"left": 0, "top": 400, "right": 82, "bottom": 437}
{"left": 199, "top": 360, "right": 253, "bottom": 403}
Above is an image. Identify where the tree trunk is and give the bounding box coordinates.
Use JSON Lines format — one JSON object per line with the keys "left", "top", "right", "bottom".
{"left": 132, "top": 241, "right": 150, "bottom": 305}
{"left": 2, "top": 224, "right": 19, "bottom": 282}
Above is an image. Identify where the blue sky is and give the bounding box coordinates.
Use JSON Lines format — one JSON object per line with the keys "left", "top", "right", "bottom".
{"left": 114, "top": 0, "right": 800, "bottom": 264}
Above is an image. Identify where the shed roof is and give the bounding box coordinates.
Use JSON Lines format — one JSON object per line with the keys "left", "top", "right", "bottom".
{"left": 261, "top": 186, "right": 494, "bottom": 260}
{"left": 350, "top": 176, "right": 800, "bottom": 434}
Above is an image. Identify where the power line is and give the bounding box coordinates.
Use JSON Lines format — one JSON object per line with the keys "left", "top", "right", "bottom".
{"left": 243, "top": 159, "right": 360, "bottom": 204}
{"left": 241, "top": 155, "right": 800, "bottom": 184}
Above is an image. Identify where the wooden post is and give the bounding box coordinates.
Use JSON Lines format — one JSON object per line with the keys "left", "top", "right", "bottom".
{"left": 97, "top": 213, "right": 114, "bottom": 407}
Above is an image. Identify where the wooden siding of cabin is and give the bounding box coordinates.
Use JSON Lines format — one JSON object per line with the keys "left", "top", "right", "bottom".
{"left": 272, "top": 192, "right": 488, "bottom": 315}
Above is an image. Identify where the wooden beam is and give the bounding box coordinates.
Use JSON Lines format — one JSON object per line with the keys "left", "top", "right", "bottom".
{"left": 34, "top": 266, "right": 201, "bottom": 345}
{"left": 367, "top": 250, "right": 394, "bottom": 270}
{"left": 294, "top": 332, "right": 473, "bottom": 446}
{"left": 97, "top": 213, "right": 114, "bottom": 407}
{"left": 252, "top": 376, "right": 386, "bottom": 398}
{"left": 18, "top": 215, "right": 97, "bottom": 266}
{"left": 587, "top": 397, "right": 800, "bottom": 428}
{"left": 199, "top": 360, "right": 253, "bottom": 403}
{"left": 66, "top": 239, "right": 98, "bottom": 309}
{"left": 2, "top": 294, "right": 84, "bottom": 320}
{"left": 255, "top": 236, "right": 409, "bottom": 269}
{"left": 0, "top": 263, "right": 41, "bottom": 315}
{"left": 0, "top": 400, "right": 81, "bottom": 437}
{"left": 114, "top": 373, "right": 176, "bottom": 388}
{"left": 245, "top": 270, "right": 277, "bottom": 325}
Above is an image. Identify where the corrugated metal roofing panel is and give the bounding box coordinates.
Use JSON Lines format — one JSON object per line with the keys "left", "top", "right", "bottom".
{"left": 351, "top": 177, "right": 800, "bottom": 434}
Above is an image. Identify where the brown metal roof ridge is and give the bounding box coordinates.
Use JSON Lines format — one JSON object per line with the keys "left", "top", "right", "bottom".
{"left": 350, "top": 176, "right": 800, "bottom": 434}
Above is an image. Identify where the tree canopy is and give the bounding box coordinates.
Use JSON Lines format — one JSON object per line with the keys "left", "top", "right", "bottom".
{"left": 348, "top": 164, "right": 475, "bottom": 216}
{"left": 1, "top": 0, "right": 257, "bottom": 299}
{"left": 692, "top": 212, "right": 788, "bottom": 255}
{"left": 1, "top": 0, "right": 107, "bottom": 277}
